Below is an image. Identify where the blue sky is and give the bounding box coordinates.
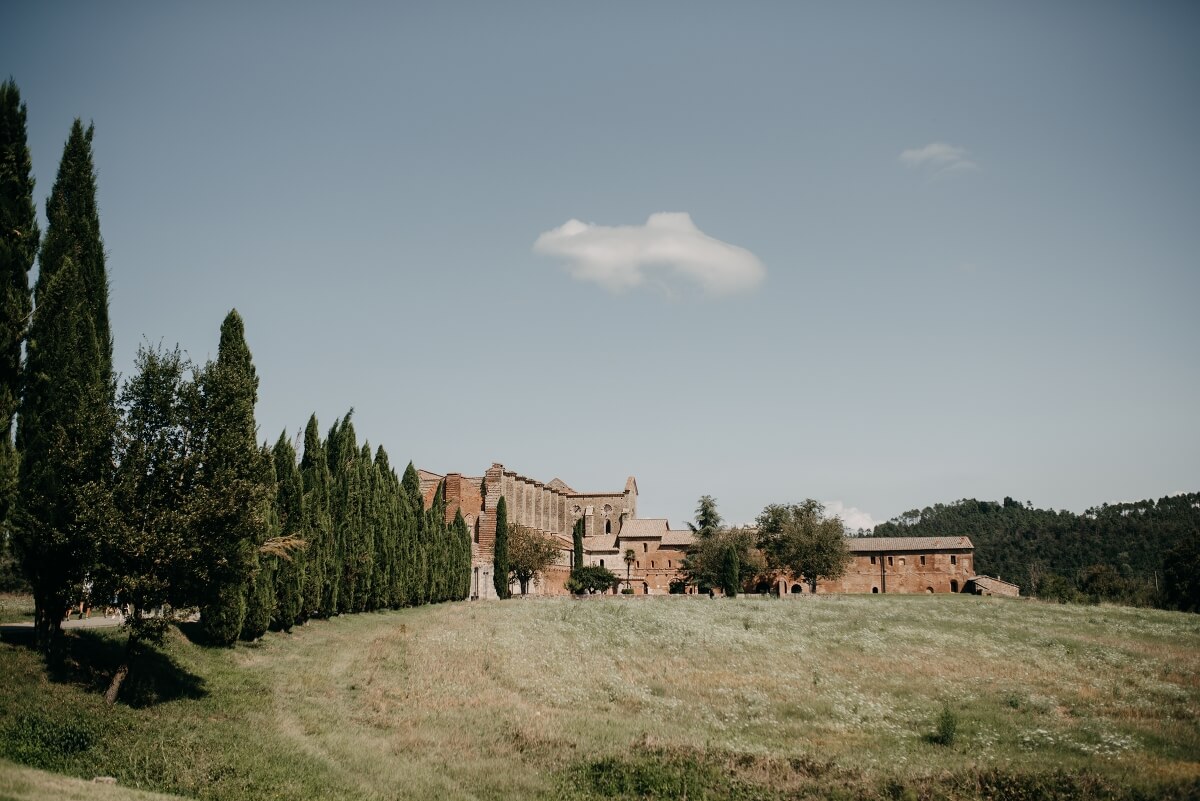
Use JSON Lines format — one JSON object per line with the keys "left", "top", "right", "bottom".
{"left": 5, "top": 2, "right": 1198, "bottom": 528}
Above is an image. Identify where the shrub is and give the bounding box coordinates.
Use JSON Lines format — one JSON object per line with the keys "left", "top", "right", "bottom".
{"left": 566, "top": 565, "right": 619, "bottom": 595}
{"left": 927, "top": 705, "right": 958, "bottom": 746}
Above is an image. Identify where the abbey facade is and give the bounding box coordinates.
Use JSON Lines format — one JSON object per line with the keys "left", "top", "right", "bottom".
{"left": 418, "top": 462, "right": 1014, "bottom": 598}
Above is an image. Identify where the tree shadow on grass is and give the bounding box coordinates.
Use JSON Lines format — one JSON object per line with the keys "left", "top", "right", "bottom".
{"left": 42, "top": 629, "right": 208, "bottom": 708}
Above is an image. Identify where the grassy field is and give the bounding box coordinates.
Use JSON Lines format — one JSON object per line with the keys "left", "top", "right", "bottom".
{"left": 0, "top": 594, "right": 34, "bottom": 625}
{"left": 1, "top": 594, "right": 1198, "bottom": 800}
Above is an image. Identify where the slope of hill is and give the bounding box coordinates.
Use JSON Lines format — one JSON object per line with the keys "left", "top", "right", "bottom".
{"left": 872, "top": 492, "right": 1200, "bottom": 606}
{"left": 3, "top": 595, "right": 1199, "bottom": 800}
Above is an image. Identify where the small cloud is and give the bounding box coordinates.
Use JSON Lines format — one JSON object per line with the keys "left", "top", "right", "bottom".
{"left": 534, "top": 212, "right": 765, "bottom": 295}
{"left": 824, "top": 500, "right": 879, "bottom": 532}
{"left": 899, "top": 142, "right": 978, "bottom": 175}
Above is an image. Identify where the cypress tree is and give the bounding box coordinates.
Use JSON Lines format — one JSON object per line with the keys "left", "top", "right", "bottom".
{"left": 0, "top": 80, "right": 38, "bottom": 539}
{"left": 572, "top": 517, "right": 584, "bottom": 572}
{"left": 271, "top": 431, "right": 304, "bottom": 630}
{"left": 300, "top": 415, "right": 336, "bottom": 617}
{"left": 400, "top": 462, "right": 423, "bottom": 606}
{"left": 240, "top": 444, "right": 277, "bottom": 641}
{"left": 720, "top": 545, "right": 740, "bottom": 598}
{"left": 451, "top": 508, "right": 471, "bottom": 600}
{"left": 15, "top": 120, "right": 115, "bottom": 652}
{"left": 196, "top": 310, "right": 266, "bottom": 646}
{"left": 493, "top": 496, "right": 510, "bottom": 599}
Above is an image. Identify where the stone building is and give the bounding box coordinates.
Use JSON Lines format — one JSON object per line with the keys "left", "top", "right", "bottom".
{"left": 789, "top": 536, "right": 977, "bottom": 595}
{"left": 418, "top": 463, "right": 1009, "bottom": 598}
{"left": 418, "top": 462, "right": 650, "bottom": 598}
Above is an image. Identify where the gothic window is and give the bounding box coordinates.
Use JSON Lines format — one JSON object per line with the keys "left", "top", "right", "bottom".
{"left": 605, "top": 519, "right": 611, "bottom": 534}
{"left": 603, "top": 503, "right": 612, "bottom": 515}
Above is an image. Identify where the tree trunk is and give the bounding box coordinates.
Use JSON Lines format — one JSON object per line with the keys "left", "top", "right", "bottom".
{"left": 105, "top": 631, "right": 136, "bottom": 705}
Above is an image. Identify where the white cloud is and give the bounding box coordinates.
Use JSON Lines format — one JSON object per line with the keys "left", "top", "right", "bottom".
{"left": 899, "top": 142, "right": 978, "bottom": 175}
{"left": 533, "top": 212, "right": 765, "bottom": 295}
{"left": 824, "top": 500, "right": 879, "bottom": 532}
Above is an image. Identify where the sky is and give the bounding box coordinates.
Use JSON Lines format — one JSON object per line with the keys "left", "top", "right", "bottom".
{"left": 5, "top": 2, "right": 1199, "bottom": 530}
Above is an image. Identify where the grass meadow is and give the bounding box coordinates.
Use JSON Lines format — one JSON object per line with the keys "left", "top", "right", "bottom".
{"left": 1, "top": 594, "right": 1198, "bottom": 800}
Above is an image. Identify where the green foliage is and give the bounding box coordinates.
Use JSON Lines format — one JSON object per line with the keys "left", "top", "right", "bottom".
{"left": 572, "top": 517, "right": 584, "bottom": 570}
{"left": 691, "top": 495, "right": 722, "bottom": 537}
{"left": 873, "top": 493, "right": 1200, "bottom": 609}
{"left": 1163, "top": 530, "right": 1200, "bottom": 613}
{"left": 271, "top": 432, "right": 304, "bottom": 630}
{"left": 195, "top": 310, "right": 266, "bottom": 646}
{"left": 508, "top": 524, "right": 562, "bottom": 595}
{"left": 0, "top": 80, "right": 38, "bottom": 543}
{"left": 927, "top": 705, "right": 958, "bottom": 746}
{"left": 565, "top": 564, "right": 619, "bottom": 594}
{"left": 681, "top": 526, "right": 762, "bottom": 592}
{"left": 88, "top": 344, "right": 203, "bottom": 654}
{"left": 720, "top": 545, "right": 740, "bottom": 597}
{"left": 756, "top": 500, "right": 851, "bottom": 592}
{"left": 493, "top": 496, "right": 510, "bottom": 599}
{"left": 14, "top": 119, "right": 115, "bottom": 652}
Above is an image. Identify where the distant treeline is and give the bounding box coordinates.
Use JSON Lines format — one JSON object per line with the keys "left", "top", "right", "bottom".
{"left": 872, "top": 494, "right": 1200, "bottom": 611}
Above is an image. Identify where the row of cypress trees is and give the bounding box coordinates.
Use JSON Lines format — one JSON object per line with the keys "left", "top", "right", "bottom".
{"left": 254, "top": 412, "right": 473, "bottom": 636}
{"left": 0, "top": 80, "right": 472, "bottom": 658}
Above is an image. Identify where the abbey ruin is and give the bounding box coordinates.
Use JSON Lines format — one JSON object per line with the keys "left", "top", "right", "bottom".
{"left": 418, "top": 463, "right": 1017, "bottom": 599}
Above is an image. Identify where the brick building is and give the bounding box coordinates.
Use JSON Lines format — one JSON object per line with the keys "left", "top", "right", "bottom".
{"left": 419, "top": 463, "right": 1010, "bottom": 598}
{"left": 788, "top": 536, "right": 976, "bottom": 595}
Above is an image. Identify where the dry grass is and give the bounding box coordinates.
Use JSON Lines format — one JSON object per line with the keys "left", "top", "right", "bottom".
{"left": 2, "top": 593, "right": 1198, "bottom": 799}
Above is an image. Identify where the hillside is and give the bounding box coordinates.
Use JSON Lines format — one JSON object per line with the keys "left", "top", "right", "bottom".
{"left": 1, "top": 595, "right": 1198, "bottom": 800}
{"left": 872, "top": 493, "right": 1200, "bottom": 606}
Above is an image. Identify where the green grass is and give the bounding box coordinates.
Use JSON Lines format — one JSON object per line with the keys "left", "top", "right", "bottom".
{"left": 1, "top": 594, "right": 1198, "bottom": 800}
{"left": 0, "top": 594, "right": 34, "bottom": 625}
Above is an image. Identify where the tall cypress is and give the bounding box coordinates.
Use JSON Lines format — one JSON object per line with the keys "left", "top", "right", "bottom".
{"left": 271, "top": 431, "right": 304, "bottom": 630}
{"left": 240, "top": 443, "right": 277, "bottom": 641}
{"left": 572, "top": 517, "right": 584, "bottom": 572}
{"left": 493, "top": 496, "right": 509, "bottom": 599}
{"left": 15, "top": 120, "right": 115, "bottom": 652}
{"left": 196, "top": 310, "right": 265, "bottom": 646}
{"left": 299, "top": 415, "right": 335, "bottom": 617}
{"left": 400, "top": 462, "right": 423, "bottom": 606}
{"left": 0, "top": 80, "right": 38, "bottom": 538}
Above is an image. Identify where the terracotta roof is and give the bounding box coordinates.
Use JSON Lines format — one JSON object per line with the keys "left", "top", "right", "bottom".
{"left": 846, "top": 536, "right": 972, "bottom": 552}
{"left": 582, "top": 535, "right": 619, "bottom": 552}
{"left": 969, "top": 574, "right": 1019, "bottom": 590}
{"left": 660, "top": 529, "right": 697, "bottom": 547}
{"left": 618, "top": 518, "right": 670, "bottom": 538}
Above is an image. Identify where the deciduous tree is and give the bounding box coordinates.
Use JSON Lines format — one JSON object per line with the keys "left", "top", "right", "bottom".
{"left": 508, "top": 524, "right": 561, "bottom": 595}
{"left": 756, "top": 500, "right": 850, "bottom": 593}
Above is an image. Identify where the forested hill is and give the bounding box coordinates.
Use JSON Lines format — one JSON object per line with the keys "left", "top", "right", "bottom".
{"left": 871, "top": 493, "right": 1200, "bottom": 608}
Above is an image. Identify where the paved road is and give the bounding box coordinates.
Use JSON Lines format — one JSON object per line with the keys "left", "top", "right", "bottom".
{"left": 0, "top": 614, "right": 125, "bottom": 641}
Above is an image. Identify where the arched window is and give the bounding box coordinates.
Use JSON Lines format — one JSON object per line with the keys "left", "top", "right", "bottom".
{"left": 599, "top": 559, "right": 605, "bottom": 568}
{"left": 605, "top": 519, "right": 611, "bottom": 534}
{"left": 650, "top": 561, "right": 655, "bottom": 568}
{"left": 642, "top": 542, "right": 647, "bottom": 552}
{"left": 872, "top": 587, "right": 879, "bottom": 593}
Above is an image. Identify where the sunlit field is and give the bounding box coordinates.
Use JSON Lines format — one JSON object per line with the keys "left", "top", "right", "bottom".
{"left": 2, "top": 594, "right": 1198, "bottom": 800}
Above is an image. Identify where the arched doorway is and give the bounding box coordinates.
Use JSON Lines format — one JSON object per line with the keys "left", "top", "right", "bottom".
{"left": 871, "top": 587, "right": 879, "bottom": 593}
{"left": 925, "top": 587, "right": 934, "bottom": 593}
{"left": 790, "top": 583, "right": 803, "bottom": 594}
{"left": 950, "top": 579, "right": 959, "bottom": 593}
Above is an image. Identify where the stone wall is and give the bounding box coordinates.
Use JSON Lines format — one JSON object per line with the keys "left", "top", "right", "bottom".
{"left": 812, "top": 550, "right": 974, "bottom": 594}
